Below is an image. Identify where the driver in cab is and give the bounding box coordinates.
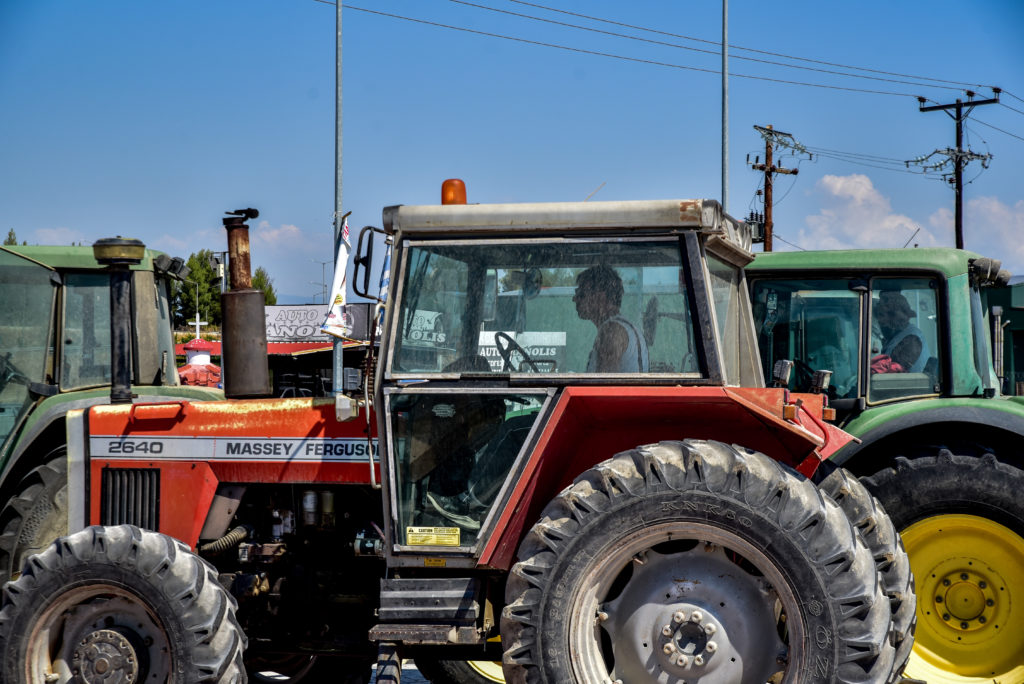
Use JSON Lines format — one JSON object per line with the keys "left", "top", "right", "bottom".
{"left": 574, "top": 265, "right": 649, "bottom": 373}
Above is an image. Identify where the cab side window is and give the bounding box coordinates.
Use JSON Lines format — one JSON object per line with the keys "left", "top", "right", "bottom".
{"left": 869, "top": 278, "right": 940, "bottom": 401}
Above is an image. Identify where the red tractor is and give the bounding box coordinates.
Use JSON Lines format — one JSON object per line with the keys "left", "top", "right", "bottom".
{"left": 0, "top": 186, "right": 912, "bottom": 684}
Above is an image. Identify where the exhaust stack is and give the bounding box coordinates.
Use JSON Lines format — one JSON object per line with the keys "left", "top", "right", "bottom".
{"left": 221, "top": 209, "right": 271, "bottom": 398}
{"left": 93, "top": 237, "right": 146, "bottom": 404}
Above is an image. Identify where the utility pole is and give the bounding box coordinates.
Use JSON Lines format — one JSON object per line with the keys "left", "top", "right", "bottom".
{"left": 918, "top": 89, "right": 999, "bottom": 249}
{"left": 751, "top": 125, "right": 800, "bottom": 252}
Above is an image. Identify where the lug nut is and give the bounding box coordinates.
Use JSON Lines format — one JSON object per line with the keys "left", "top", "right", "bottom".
{"left": 675, "top": 654, "right": 689, "bottom": 667}
{"left": 706, "top": 641, "right": 718, "bottom": 653}
{"left": 673, "top": 611, "right": 686, "bottom": 623}
{"left": 704, "top": 623, "right": 717, "bottom": 635}
{"left": 979, "top": 581, "right": 987, "bottom": 589}
{"left": 597, "top": 611, "right": 608, "bottom": 622}
{"left": 942, "top": 613, "right": 951, "bottom": 621}
{"left": 979, "top": 616, "right": 987, "bottom": 624}
{"left": 961, "top": 622, "right": 969, "bottom": 629}
{"left": 662, "top": 624, "right": 674, "bottom": 636}
{"left": 690, "top": 610, "right": 703, "bottom": 623}
{"left": 935, "top": 596, "right": 943, "bottom": 603}
{"left": 694, "top": 655, "right": 705, "bottom": 666}
{"left": 943, "top": 579, "right": 951, "bottom": 586}
{"left": 663, "top": 643, "right": 677, "bottom": 655}
{"left": 987, "top": 599, "right": 995, "bottom": 607}
{"left": 961, "top": 573, "right": 969, "bottom": 581}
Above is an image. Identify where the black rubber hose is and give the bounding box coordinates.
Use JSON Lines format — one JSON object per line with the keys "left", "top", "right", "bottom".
{"left": 199, "top": 525, "right": 251, "bottom": 555}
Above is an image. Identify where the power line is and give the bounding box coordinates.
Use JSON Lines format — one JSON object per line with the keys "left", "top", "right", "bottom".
{"left": 1002, "top": 90, "right": 1024, "bottom": 106}
{"left": 773, "top": 234, "right": 808, "bottom": 251}
{"left": 333, "top": 3, "right": 922, "bottom": 98}
{"left": 505, "top": 0, "right": 994, "bottom": 91}
{"left": 447, "top": 0, "right": 969, "bottom": 92}
{"left": 973, "top": 118, "right": 1024, "bottom": 143}
{"left": 999, "top": 102, "right": 1024, "bottom": 117}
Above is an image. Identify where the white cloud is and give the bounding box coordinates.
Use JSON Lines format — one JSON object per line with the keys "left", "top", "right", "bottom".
{"left": 33, "top": 226, "right": 86, "bottom": 245}
{"left": 797, "top": 174, "right": 938, "bottom": 250}
{"left": 954, "top": 196, "right": 1024, "bottom": 274}
{"left": 252, "top": 220, "right": 305, "bottom": 247}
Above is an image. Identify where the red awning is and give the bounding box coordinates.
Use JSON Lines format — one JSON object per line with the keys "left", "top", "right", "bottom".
{"left": 175, "top": 340, "right": 366, "bottom": 357}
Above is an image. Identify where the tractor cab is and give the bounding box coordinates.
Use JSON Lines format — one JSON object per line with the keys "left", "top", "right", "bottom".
{"left": 359, "top": 196, "right": 768, "bottom": 559}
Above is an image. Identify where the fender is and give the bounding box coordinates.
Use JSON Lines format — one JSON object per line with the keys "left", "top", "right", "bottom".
{"left": 832, "top": 398, "right": 1024, "bottom": 468}
{"left": 478, "top": 386, "right": 850, "bottom": 570}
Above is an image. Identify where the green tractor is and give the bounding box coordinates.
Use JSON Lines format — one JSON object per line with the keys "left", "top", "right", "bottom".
{"left": 0, "top": 240, "right": 222, "bottom": 578}
{"left": 748, "top": 248, "right": 1024, "bottom": 683}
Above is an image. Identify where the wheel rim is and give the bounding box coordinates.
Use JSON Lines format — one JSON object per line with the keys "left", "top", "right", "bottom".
{"left": 567, "top": 522, "right": 801, "bottom": 684}
{"left": 24, "top": 582, "right": 171, "bottom": 683}
{"left": 902, "top": 514, "right": 1024, "bottom": 683}
{"left": 467, "top": 658, "right": 505, "bottom": 682}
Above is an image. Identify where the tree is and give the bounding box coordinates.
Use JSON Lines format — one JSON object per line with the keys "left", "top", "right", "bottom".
{"left": 4, "top": 229, "right": 17, "bottom": 246}
{"left": 171, "top": 249, "right": 222, "bottom": 329}
{"left": 252, "top": 266, "right": 277, "bottom": 306}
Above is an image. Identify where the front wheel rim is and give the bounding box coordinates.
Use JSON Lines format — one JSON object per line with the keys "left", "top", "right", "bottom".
{"left": 902, "top": 513, "right": 1024, "bottom": 683}
{"left": 25, "top": 583, "right": 171, "bottom": 683}
{"left": 567, "top": 522, "right": 801, "bottom": 684}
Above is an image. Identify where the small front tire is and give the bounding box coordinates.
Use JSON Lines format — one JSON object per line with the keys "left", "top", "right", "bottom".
{"left": 0, "top": 525, "right": 247, "bottom": 683}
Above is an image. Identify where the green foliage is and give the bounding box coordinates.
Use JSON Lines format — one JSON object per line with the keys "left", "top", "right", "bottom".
{"left": 171, "top": 249, "right": 223, "bottom": 328}
{"left": 252, "top": 266, "right": 277, "bottom": 306}
{"left": 169, "top": 253, "right": 277, "bottom": 327}
{"left": 4, "top": 229, "right": 17, "bottom": 246}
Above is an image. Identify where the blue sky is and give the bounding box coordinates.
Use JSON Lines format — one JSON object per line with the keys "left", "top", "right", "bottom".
{"left": 2, "top": 1, "right": 1023, "bottom": 303}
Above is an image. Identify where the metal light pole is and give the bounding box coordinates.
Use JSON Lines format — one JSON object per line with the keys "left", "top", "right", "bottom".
{"left": 312, "top": 258, "right": 332, "bottom": 303}
{"left": 721, "top": 0, "right": 728, "bottom": 213}
{"left": 333, "top": 0, "right": 345, "bottom": 395}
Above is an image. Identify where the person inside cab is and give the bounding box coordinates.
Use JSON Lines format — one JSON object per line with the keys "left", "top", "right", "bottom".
{"left": 574, "top": 265, "right": 649, "bottom": 373}
{"left": 872, "top": 290, "right": 930, "bottom": 373}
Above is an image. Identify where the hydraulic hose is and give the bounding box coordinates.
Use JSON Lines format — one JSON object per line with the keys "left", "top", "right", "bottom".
{"left": 199, "top": 525, "right": 252, "bottom": 555}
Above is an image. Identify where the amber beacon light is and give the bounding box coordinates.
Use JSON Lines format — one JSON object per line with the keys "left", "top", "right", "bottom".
{"left": 441, "top": 178, "right": 467, "bottom": 205}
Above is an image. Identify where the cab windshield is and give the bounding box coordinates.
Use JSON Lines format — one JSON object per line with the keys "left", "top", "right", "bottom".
{"left": 0, "top": 250, "right": 56, "bottom": 454}
{"left": 388, "top": 238, "right": 701, "bottom": 377}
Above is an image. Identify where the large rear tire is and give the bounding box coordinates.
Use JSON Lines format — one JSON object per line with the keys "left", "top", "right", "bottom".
{"left": 0, "top": 448, "right": 68, "bottom": 578}
{"left": 862, "top": 452, "right": 1024, "bottom": 683}
{"left": 0, "top": 525, "right": 247, "bottom": 683}
{"left": 502, "top": 440, "right": 895, "bottom": 683}
{"left": 819, "top": 466, "right": 916, "bottom": 681}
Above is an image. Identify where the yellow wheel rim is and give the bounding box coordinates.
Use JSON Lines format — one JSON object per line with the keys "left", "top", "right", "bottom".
{"left": 467, "top": 659, "right": 504, "bottom": 682}
{"left": 902, "top": 514, "right": 1024, "bottom": 683}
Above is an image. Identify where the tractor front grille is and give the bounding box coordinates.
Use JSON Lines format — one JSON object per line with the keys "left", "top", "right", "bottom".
{"left": 100, "top": 468, "right": 159, "bottom": 530}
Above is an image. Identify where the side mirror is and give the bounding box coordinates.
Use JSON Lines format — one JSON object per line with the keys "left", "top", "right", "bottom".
{"left": 353, "top": 226, "right": 388, "bottom": 302}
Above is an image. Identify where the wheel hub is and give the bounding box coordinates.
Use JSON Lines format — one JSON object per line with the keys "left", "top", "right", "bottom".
{"left": 922, "top": 557, "right": 1007, "bottom": 642}
{"left": 72, "top": 629, "right": 138, "bottom": 683}
{"left": 655, "top": 605, "right": 722, "bottom": 672}
{"left": 599, "top": 542, "right": 784, "bottom": 683}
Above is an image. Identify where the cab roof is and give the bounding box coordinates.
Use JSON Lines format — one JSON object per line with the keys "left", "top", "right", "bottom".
{"left": 747, "top": 247, "right": 984, "bottom": 279}
{"left": 383, "top": 198, "right": 753, "bottom": 262}
{"left": 1, "top": 244, "right": 164, "bottom": 271}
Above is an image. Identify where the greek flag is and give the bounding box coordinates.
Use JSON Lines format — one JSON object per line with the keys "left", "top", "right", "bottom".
{"left": 321, "top": 216, "right": 353, "bottom": 339}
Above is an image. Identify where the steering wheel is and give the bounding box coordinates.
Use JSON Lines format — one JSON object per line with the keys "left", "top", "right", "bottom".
{"left": 783, "top": 358, "right": 813, "bottom": 391}
{"left": 0, "top": 353, "right": 29, "bottom": 394}
{"left": 494, "top": 332, "right": 541, "bottom": 373}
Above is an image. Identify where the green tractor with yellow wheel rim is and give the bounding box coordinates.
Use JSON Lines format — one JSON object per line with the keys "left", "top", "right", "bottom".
{"left": 748, "top": 248, "right": 1024, "bottom": 683}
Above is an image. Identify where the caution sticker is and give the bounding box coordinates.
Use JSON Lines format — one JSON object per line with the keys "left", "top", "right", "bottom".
{"left": 407, "top": 526, "right": 461, "bottom": 546}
